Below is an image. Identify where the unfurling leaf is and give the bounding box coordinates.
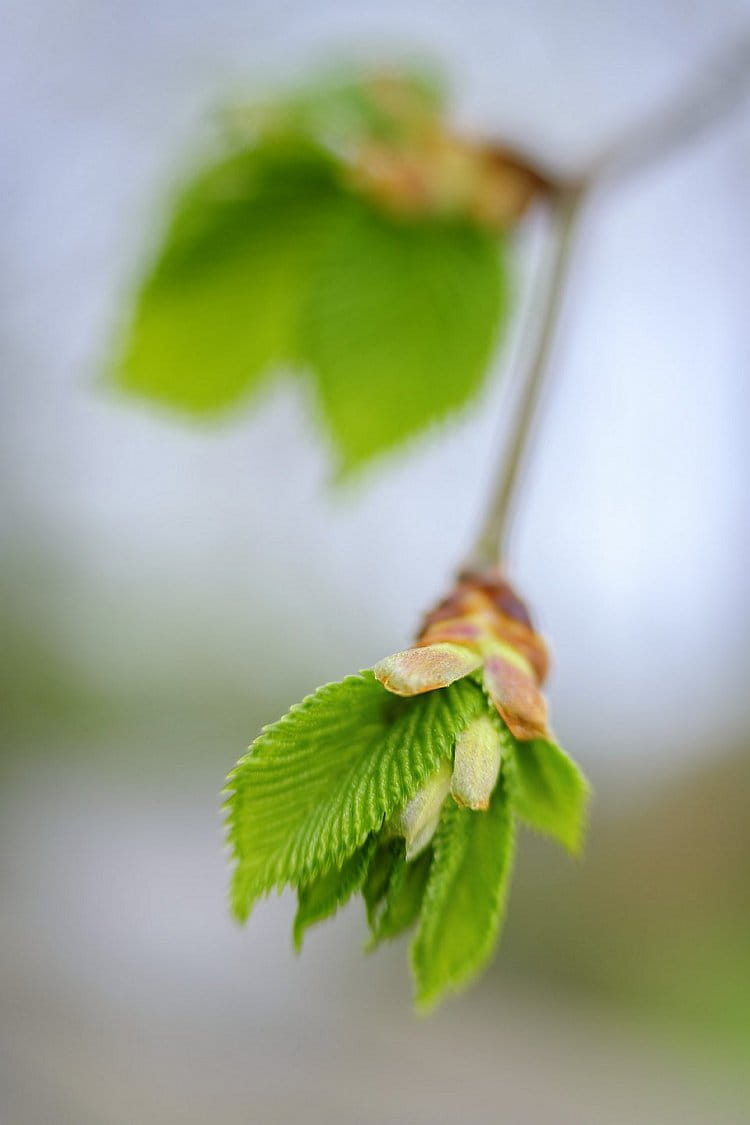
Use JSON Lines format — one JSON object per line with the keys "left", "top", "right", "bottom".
{"left": 293, "top": 835, "right": 377, "bottom": 951}
{"left": 362, "top": 838, "right": 404, "bottom": 932}
{"left": 411, "top": 779, "right": 515, "bottom": 1011}
{"left": 116, "top": 140, "right": 341, "bottom": 414}
{"left": 511, "top": 737, "right": 590, "bottom": 854}
{"left": 226, "top": 671, "right": 485, "bottom": 921}
{"left": 377, "top": 566, "right": 551, "bottom": 740}
{"left": 451, "top": 712, "right": 503, "bottom": 810}
{"left": 366, "top": 845, "right": 433, "bottom": 950}
{"left": 374, "top": 641, "right": 482, "bottom": 696}
{"left": 226, "top": 567, "right": 590, "bottom": 1010}
{"left": 393, "top": 757, "right": 452, "bottom": 860}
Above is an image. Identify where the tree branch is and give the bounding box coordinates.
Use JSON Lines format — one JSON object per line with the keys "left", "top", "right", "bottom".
{"left": 468, "top": 33, "right": 750, "bottom": 570}
{"left": 467, "top": 184, "right": 584, "bottom": 569}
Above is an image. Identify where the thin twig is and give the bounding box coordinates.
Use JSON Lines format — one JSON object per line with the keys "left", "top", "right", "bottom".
{"left": 467, "top": 33, "right": 750, "bottom": 570}
{"left": 467, "top": 185, "right": 585, "bottom": 569}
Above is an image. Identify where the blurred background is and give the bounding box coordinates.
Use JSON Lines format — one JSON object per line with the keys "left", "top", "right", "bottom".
{"left": 2, "top": 1, "right": 750, "bottom": 1122}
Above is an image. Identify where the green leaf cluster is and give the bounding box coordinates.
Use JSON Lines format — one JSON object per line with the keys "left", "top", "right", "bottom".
{"left": 225, "top": 671, "right": 589, "bottom": 1010}
{"left": 113, "top": 74, "right": 507, "bottom": 472}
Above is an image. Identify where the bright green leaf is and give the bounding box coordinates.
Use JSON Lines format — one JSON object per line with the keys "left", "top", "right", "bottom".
{"left": 410, "top": 778, "right": 515, "bottom": 1010}
{"left": 226, "top": 672, "right": 485, "bottom": 921}
{"left": 299, "top": 200, "right": 506, "bottom": 469}
{"left": 511, "top": 737, "right": 590, "bottom": 855}
{"left": 362, "top": 837, "right": 403, "bottom": 931}
{"left": 115, "top": 139, "right": 342, "bottom": 414}
{"left": 293, "top": 835, "right": 377, "bottom": 951}
{"left": 366, "top": 846, "right": 432, "bottom": 950}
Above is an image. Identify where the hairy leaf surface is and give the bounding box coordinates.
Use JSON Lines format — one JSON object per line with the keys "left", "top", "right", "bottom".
{"left": 411, "top": 778, "right": 515, "bottom": 1009}
{"left": 115, "top": 136, "right": 507, "bottom": 469}
{"left": 293, "top": 835, "right": 377, "bottom": 951}
{"left": 227, "top": 672, "right": 485, "bottom": 921}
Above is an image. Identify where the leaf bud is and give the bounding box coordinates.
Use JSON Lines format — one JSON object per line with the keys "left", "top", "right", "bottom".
{"left": 451, "top": 713, "right": 503, "bottom": 810}
{"left": 394, "top": 757, "right": 452, "bottom": 860}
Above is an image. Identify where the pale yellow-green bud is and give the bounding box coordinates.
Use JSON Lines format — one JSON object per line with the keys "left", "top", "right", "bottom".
{"left": 451, "top": 713, "right": 503, "bottom": 810}
{"left": 373, "top": 642, "right": 481, "bottom": 696}
{"left": 394, "top": 757, "right": 452, "bottom": 860}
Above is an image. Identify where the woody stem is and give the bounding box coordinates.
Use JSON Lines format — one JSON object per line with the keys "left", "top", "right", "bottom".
{"left": 468, "top": 183, "right": 584, "bottom": 569}
{"left": 467, "top": 32, "right": 750, "bottom": 571}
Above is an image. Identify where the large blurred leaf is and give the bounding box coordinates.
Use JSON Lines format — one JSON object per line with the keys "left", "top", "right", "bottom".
{"left": 117, "top": 140, "right": 342, "bottom": 413}
{"left": 362, "top": 837, "right": 404, "bottom": 930}
{"left": 366, "top": 844, "right": 432, "bottom": 950}
{"left": 300, "top": 200, "right": 505, "bottom": 469}
{"left": 115, "top": 129, "right": 507, "bottom": 470}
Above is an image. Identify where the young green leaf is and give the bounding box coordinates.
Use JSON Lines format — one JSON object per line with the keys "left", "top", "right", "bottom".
{"left": 300, "top": 200, "right": 506, "bottom": 469}
{"left": 362, "top": 837, "right": 404, "bottom": 931}
{"left": 366, "top": 846, "right": 432, "bottom": 950}
{"left": 451, "top": 711, "right": 503, "bottom": 810}
{"left": 226, "top": 672, "right": 485, "bottom": 921}
{"left": 393, "top": 756, "right": 452, "bottom": 860}
{"left": 511, "top": 737, "right": 590, "bottom": 854}
{"left": 411, "top": 778, "right": 515, "bottom": 1010}
{"left": 115, "top": 139, "right": 342, "bottom": 414}
{"left": 293, "top": 835, "right": 377, "bottom": 952}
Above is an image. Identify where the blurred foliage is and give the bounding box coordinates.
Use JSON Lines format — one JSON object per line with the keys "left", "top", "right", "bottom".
{"left": 300, "top": 198, "right": 503, "bottom": 466}
{"left": 365, "top": 841, "right": 432, "bottom": 949}
{"left": 113, "top": 69, "right": 508, "bottom": 472}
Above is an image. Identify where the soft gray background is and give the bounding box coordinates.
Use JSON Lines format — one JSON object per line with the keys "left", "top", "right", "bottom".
{"left": 2, "top": 2, "right": 750, "bottom": 1122}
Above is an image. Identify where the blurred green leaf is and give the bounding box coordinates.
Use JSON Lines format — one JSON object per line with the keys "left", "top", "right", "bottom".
{"left": 293, "top": 835, "right": 377, "bottom": 951}
{"left": 226, "top": 671, "right": 485, "bottom": 921}
{"left": 411, "top": 777, "right": 515, "bottom": 1010}
{"left": 301, "top": 200, "right": 506, "bottom": 469}
{"left": 115, "top": 114, "right": 508, "bottom": 470}
{"left": 116, "top": 139, "right": 342, "bottom": 413}
{"left": 511, "top": 737, "right": 590, "bottom": 855}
